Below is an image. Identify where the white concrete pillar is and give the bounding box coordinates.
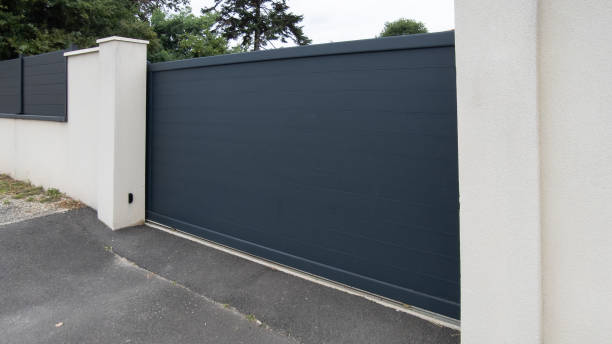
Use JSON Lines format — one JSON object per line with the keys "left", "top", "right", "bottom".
{"left": 456, "top": 0, "right": 612, "bottom": 342}
{"left": 455, "top": 1, "right": 542, "bottom": 343}
{"left": 96, "top": 37, "right": 149, "bottom": 230}
{"left": 539, "top": 1, "right": 612, "bottom": 343}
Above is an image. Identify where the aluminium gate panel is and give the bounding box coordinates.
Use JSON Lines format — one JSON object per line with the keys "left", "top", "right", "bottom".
{"left": 147, "top": 31, "right": 459, "bottom": 319}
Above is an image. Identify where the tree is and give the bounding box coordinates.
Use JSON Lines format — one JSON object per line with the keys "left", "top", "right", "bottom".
{"left": 203, "top": 0, "right": 311, "bottom": 51}
{"left": 131, "top": 0, "right": 190, "bottom": 20}
{"left": 0, "top": 0, "right": 159, "bottom": 59}
{"left": 379, "top": 18, "right": 428, "bottom": 37}
{"left": 149, "top": 8, "right": 235, "bottom": 62}
{"left": 0, "top": 0, "right": 238, "bottom": 63}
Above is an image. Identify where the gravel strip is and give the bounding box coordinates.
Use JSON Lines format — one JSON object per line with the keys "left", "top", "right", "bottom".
{"left": 0, "top": 195, "right": 68, "bottom": 226}
{"left": 0, "top": 174, "right": 84, "bottom": 226}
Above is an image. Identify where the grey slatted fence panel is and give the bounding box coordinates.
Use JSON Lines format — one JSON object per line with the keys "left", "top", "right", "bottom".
{"left": 147, "top": 31, "right": 460, "bottom": 319}
{"left": 23, "top": 50, "right": 67, "bottom": 121}
{"left": 0, "top": 58, "right": 22, "bottom": 115}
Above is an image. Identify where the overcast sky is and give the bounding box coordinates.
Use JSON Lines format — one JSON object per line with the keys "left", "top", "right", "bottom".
{"left": 190, "top": 0, "right": 455, "bottom": 45}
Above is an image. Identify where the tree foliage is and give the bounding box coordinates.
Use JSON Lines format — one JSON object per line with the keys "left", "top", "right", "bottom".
{"left": 0, "top": 0, "right": 232, "bottom": 62}
{"left": 149, "top": 8, "right": 235, "bottom": 62}
{"left": 379, "top": 18, "right": 428, "bottom": 38}
{"left": 132, "top": 0, "right": 189, "bottom": 20}
{"left": 0, "top": 0, "right": 158, "bottom": 59}
{"left": 203, "top": 0, "right": 311, "bottom": 51}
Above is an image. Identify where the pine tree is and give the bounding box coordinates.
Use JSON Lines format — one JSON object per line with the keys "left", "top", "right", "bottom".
{"left": 203, "top": 0, "right": 311, "bottom": 51}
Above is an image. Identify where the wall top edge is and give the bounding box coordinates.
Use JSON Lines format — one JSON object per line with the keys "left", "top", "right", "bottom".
{"left": 96, "top": 36, "right": 150, "bottom": 45}
{"left": 64, "top": 47, "right": 100, "bottom": 57}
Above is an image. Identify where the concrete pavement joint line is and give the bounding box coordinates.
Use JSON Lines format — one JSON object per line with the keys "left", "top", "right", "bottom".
{"left": 145, "top": 220, "right": 461, "bottom": 331}
{"left": 105, "top": 245, "right": 301, "bottom": 343}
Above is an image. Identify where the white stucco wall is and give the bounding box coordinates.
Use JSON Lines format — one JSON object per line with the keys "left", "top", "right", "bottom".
{"left": 96, "top": 37, "right": 148, "bottom": 229}
{"left": 0, "top": 51, "right": 99, "bottom": 207}
{"left": 455, "top": 0, "right": 542, "bottom": 343}
{"left": 539, "top": 1, "right": 612, "bottom": 343}
{"left": 0, "top": 37, "right": 147, "bottom": 230}
{"left": 457, "top": 0, "right": 612, "bottom": 343}
{"left": 0, "top": 119, "right": 15, "bottom": 174}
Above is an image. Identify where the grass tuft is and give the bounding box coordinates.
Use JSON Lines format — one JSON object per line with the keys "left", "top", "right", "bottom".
{"left": 41, "top": 188, "right": 62, "bottom": 202}
{"left": 0, "top": 174, "right": 83, "bottom": 209}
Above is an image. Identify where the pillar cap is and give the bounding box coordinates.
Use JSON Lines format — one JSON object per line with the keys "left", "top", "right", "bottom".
{"left": 96, "top": 36, "right": 149, "bottom": 45}
{"left": 64, "top": 47, "right": 100, "bottom": 57}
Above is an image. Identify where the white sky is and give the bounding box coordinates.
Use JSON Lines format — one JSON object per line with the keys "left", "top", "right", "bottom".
{"left": 190, "top": 0, "right": 455, "bottom": 45}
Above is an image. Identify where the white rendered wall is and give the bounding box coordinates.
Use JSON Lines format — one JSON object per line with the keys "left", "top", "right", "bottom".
{"left": 96, "top": 37, "right": 148, "bottom": 229}
{"left": 0, "top": 119, "right": 16, "bottom": 179}
{"left": 539, "top": 1, "right": 612, "bottom": 343}
{"left": 0, "top": 51, "right": 99, "bottom": 208}
{"left": 457, "top": 0, "right": 612, "bottom": 343}
{"left": 0, "top": 37, "right": 147, "bottom": 230}
{"left": 455, "top": 0, "right": 542, "bottom": 343}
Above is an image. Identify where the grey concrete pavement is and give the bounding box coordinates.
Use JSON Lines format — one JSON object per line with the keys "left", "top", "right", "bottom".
{"left": 0, "top": 208, "right": 460, "bottom": 343}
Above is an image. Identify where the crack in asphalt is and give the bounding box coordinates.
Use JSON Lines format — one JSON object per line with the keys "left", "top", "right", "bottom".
{"left": 106, "top": 248, "right": 302, "bottom": 344}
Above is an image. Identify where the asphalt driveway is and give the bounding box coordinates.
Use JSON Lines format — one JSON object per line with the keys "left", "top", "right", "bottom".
{"left": 0, "top": 208, "right": 460, "bottom": 343}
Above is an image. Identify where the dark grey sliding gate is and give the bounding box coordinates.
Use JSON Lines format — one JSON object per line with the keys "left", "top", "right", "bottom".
{"left": 147, "top": 31, "right": 459, "bottom": 319}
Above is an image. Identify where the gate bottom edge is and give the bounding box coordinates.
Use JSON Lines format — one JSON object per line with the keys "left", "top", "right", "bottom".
{"left": 145, "top": 210, "right": 461, "bottom": 321}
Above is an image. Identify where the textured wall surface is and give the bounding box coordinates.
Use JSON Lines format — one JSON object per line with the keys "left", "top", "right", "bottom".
{"left": 0, "top": 51, "right": 98, "bottom": 207}
{"left": 457, "top": 0, "right": 612, "bottom": 343}
{"left": 539, "top": 1, "right": 612, "bottom": 343}
{"left": 0, "top": 38, "right": 148, "bottom": 230}
{"left": 96, "top": 38, "right": 148, "bottom": 230}
{"left": 455, "top": 0, "right": 542, "bottom": 342}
